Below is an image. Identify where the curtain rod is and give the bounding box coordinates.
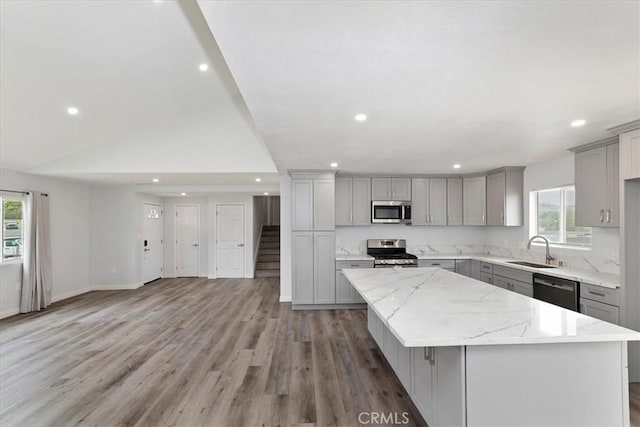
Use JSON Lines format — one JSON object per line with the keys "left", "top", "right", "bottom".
{"left": 0, "top": 189, "right": 49, "bottom": 197}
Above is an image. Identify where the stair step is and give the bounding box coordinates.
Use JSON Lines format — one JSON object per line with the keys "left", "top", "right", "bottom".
{"left": 263, "top": 226, "right": 280, "bottom": 230}
{"left": 259, "top": 248, "right": 280, "bottom": 255}
{"left": 261, "top": 233, "right": 279, "bottom": 238}
{"left": 255, "top": 269, "right": 280, "bottom": 278}
{"left": 258, "top": 254, "right": 280, "bottom": 262}
{"left": 261, "top": 242, "right": 280, "bottom": 249}
{"left": 256, "top": 261, "right": 280, "bottom": 270}
{"left": 260, "top": 237, "right": 279, "bottom": 242}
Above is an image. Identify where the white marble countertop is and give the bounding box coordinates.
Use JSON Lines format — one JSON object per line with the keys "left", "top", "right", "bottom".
{"left": 335, "top": 254, "right": 374, "bottom": 261}
{"left": 343, "top": 267, "right": 640, "bottom": 347}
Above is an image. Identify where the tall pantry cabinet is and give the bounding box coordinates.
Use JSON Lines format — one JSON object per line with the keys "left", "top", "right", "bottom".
{"left": 291, "top": 172, "right": 336, "bottom": 306}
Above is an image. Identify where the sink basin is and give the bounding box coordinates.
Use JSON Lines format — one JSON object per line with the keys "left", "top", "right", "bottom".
{"left": 507, "top": 261, "right": 557, "bottom": 269}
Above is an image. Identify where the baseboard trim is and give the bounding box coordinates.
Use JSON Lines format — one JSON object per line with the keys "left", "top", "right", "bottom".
{"left": 0, "top": 308, "right": 20, "bottom": 319}
{"left": 52, "top": 288, "right": 91, "bottom": 303}
{"left": 279, "top": 295, "right": 292, "bottom": 302}
{"left": 292, "top": 303, "right": 366, "bottom": 310}
{"left": 90, "top": 282, "right": 143, "bottom": 291}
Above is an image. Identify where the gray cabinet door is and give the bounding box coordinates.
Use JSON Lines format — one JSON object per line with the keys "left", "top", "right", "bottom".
{"left": 335, "top": 270, "right": 354, "bottom": 303}
{"left": 463, "top": 176, "right": 487, "bottom": 225}
{"left": 391, "top": 178, "right": 412, "bottom": 201}
{"left": 335, "top": 178, "right": 352, "bottom": 226}
{"left": 353, "top": 178, "right": 372, "bottom": 225}
{"left": 455, "top": 259, "right": 471, "bottom": 277}
{"left": 471, "top": 260, "right": 482, "bottom": 280}
{"left": 314, "top": 232, "right": 336, "bottom": 304}
{"left": 606, "top": 143, "right": 620, "bottom": 227}
{"left": 371, "top": 178, "right": 391, "bottom": 200}
{"left": 429, "top": 178, "right": 448, "bottom": 225}
{"left": 511, "top": 281, "right": 533, "bottom": 297}
{"left": 580, "top": 298, "right": 619, "bottom": 324}
{"left": 313, "top": 179, "right": 335, "bottom": 230}
{"left": 575, "top": 147, "right": 607, "bottom": 227}
{"left": 412, "top": 347, "right": 435, "bottom": 422}
{"left": 486, "top": 171, "right": 506, "bottom": 226}
{"left": 291, "top": 179, "right": 314, "bottom": 231}
{"left": 398, "top": 345, "right": 412, "bottom": 391}
{"left": 411, "top": 178, "right": 429, "bottom": 225}
{"left": 292, "top": 232, "right": 314, "bottom": 304}
{"left": 447, "top": 178, "right": 463, "bottom": 225}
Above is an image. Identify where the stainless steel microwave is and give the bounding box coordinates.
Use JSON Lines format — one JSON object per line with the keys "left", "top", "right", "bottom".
{"left": 371, "top": 201, "right": 412, "bottom": 224}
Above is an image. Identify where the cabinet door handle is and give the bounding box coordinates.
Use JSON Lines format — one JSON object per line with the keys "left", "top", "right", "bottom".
{"left": 482, "top": 213, "right": 486, "bottom": 224}
{"left": 501, "top": 213, "right": 504, "bottom": 224}
{"left": 606, "top": 209, "right": 611, "bottom": 223}
{"left": 588, "top": 290, "right": 606, "bottom": 298}
{"left": 600, "top": 209, "right": 604, "bottom": 222}
{"left": 350, "top": 212, "right": 353, "bottom": 224}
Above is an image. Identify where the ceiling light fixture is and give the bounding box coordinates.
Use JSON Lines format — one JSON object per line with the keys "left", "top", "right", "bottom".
{"left": 180, "top": 192, "right": 187, "bottom": 196}
{"left": 264, "top": 192, "right": 269, "bottom": 196}
{"left": 570, "top": 119, "right": 586, "bottom": 127}
{"left": 255, "top": 178, "right": 262, "bottom": 182}
{"left": 330, "top": 162, "right": 338, "bottom": 168}
{"left": 199, "top": 63, "right": 209, "bottom": 72}
{"left": 67, "top": 107, "right": 79, "bottom": 115}
{"left": 354, "top": 114, "right": 367, "bottom": 122}
{"left": 152, "top": 178, "right": 160, "bottom": 183}
{"left": 453, "top": 164, "right": 461, "bottom": 169}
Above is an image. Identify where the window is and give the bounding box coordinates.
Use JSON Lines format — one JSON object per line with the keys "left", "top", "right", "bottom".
{"left": 1, "top": 197, "right": 25, "bottom": 261}
{"left": 531, "top": 186, "right": 592, "bottom": 246}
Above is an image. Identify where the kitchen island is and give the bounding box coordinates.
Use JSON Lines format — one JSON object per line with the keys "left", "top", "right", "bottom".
{"left": 343, "top": 267, "right": 640, "bottom": 427}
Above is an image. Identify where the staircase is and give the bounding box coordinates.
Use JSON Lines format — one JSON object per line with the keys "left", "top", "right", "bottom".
{"left": 255, "top": 225, "right": 280, "bottom": 278}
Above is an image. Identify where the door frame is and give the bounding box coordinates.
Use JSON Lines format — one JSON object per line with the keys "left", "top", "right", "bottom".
{"left": 215, "top": 203, "right": 246, "bottom": 278}
{"left": 142, "top": 202, "right": 164, "bottom": 284}
{"left": 175, "top": 203, "right": 201, "bottom": 277}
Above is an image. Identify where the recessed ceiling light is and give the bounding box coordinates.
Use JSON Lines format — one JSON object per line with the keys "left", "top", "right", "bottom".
{"left": 67, "top": 107, "right": 79, "bottom": 115}
{"left": 453, "top": 164, "right": 461, "bottom": 169}
{"left": 180, "top": 192, "right": 187, "bottom": 196}
{"left": 330, "top": 162, "right": 339, "bottom": 168}
{"left": 199, "top": 63, "right": 209, "bottom": 72}
{"left": 153, "top": 0, "right": 163, "bottom": 3}
{"left": 264, "top": 192, "right": 269, "bottom": 196}
{"left": 255, "top": 178, "right": 262, "bottom": 182}
{"left": 354, "top": 114, "right": 367, "bottom": 122}
{"left": 152, "top": 178, "right": 160, "bottom": 183}
{"left": 570, "top": 119, "right": 586, "bottom": 127}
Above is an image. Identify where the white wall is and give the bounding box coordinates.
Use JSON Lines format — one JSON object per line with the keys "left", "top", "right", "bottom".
{"left": 279, "top": 175, "right": 292, "bottom": 301}
{"left": 0, "top": 169, "right": 91, "bottom": 317}
{"left": 162, "top": 196, "right": 209, "bottom": 278}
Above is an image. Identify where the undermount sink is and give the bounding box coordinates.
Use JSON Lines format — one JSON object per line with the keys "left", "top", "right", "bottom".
{"left": 507, "top": 261, "right": 557, "bottom": 269}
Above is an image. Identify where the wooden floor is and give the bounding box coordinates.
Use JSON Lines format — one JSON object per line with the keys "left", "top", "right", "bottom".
{"left": 0, "top": 278, "right": 425, "bottom": 426}
{"left": 1, "top": 278, "right": 638, "bottom": 427}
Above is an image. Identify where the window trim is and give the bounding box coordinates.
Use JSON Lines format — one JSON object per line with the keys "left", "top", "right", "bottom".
{"left": 1, "top": 195, "right": 25, "bottom": 263}
{"left": 530, "top": 185, "right": 592, "bottom": 249}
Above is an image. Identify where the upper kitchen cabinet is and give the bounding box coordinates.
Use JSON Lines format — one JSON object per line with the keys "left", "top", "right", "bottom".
{"left": 335, "top": 177, "right": 371, "bottom": 226}
{"left": 291, "top": 172, "right": 335, "bottom": 231}
{"left": 620, "top": 128, "right": 640, "bottom": 180}
{"left": 447, "top": 178, "right": 463, "bottom": 225}
{"left": 411, "top": 178, "right": 447, "bottom": 225}
{"left": 486, "top": 167, "right": 524, "bottom": 226}
{"left": 463, "top": 175, "right": 487, "bottom": 226}
{"left": 572, "top": 137, "right": 619, "bottom": 227}
{"left": 372, "top": 177, "right": 411, "bottom": 201}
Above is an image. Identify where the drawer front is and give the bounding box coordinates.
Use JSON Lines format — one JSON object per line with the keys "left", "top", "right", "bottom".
{"left": 580, "top": 298, "right": 619, "bottom": 324}
{"left": 336, "top": 260, "right": 374, "bottom": 270}
{"left": 580, "top": 283, "right": 619, "bottom": 306}
{"left": 480, "top": 262, "right": 494, "bottom": 274}
{"left": 493, "top": 275, "right": 533, "bottom": 297}
{"left": 418, "top": 259, "right": 455, "bottom": 269}
{"left": 480, "top": 272, "right": 493, "bottom": 284}
{"left": 493, "top": 265, "right": 533, "bottom": 284}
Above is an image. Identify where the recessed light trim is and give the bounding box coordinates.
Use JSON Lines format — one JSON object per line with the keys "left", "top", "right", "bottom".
{"left": 180, "top": 192, "right": 187, "bottom": 196}
{"left": 453, "top": 164, "right": 462, "bottom": 169}
{"left": 255, "top": 178, "right": 262, "bottom": 182}
{"left": 67, "top": 107, "right": 79, "bottom": 115}
{"left": 264, "top": 192, "right": 269, "bottom": 196}
{"left": 152, "top": 178, "right": 160, "bottom": 183}
{"left": 354, "top": 114, "right": 367, "bottom": 122}
{"left": 570, "top": 119, "right": 586, "bottom": 127}
{"left": 330, "top": 162, "right": 338, "bottom": 168}
{"left": 199, "top": 63, "right": 209, "bottom": 72}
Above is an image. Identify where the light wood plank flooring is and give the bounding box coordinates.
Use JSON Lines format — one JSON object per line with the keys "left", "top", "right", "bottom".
{"left": 0, "top": 278, "right": 425, "bottom": 426}
{"left": 1, "top": 277, "right": 638, "bottom": 426}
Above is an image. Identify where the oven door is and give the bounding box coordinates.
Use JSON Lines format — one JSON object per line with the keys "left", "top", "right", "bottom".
{"left": 371, "top": 201, "right": 410, "bottom": 224}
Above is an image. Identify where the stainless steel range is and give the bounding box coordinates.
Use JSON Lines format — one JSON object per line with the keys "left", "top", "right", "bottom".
{"left": 367, "top": 239, "right": 418, "bottom": 268}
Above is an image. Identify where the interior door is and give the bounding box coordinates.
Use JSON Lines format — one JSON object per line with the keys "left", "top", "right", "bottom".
{"left": 175, "top": 205, "right": 199, "bottom": 277}
{"left": 142, "top": 203, "right": 163, "bottom": 284}
{"left": 216, "top": 204, "right": 245, "bottom": 278}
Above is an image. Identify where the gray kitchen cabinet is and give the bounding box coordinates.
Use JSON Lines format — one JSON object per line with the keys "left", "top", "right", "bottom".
{"left": 493, "top": 275, "right": 533, "bottom": 297}
{"left": 620, "top": 128, "right": 640, "bottom": 180}
{"left": 292, "top": 232, "right": 314, "bottom": 304}
{"left": 314, "top": 232, "right": 336, "bottom": 304}
{"left": 471, "top": 260, "right": 482, "bottom": 280}
{"left": 580, "top": 282, "right": 619, "bottom": 307}
{"left": 336, "top": 260, "right": 373, "bottom": 304}
{"left": 367, "top": 309, "right": 385, "bottom": 349}
{"left": 455, "top": 259, "right": 471, "bottom": 277}
{"left": 580, "top": 298, "right": 619, "bottom": 324}
{"left": 412, "top": 347, "right": 436, "bottom": 423}
{"left": 411, "top": 178, "right": 429, "bottom": 225}
{"left": 418, "top": 259, "right": 455, "bottom": 271}
{"left": 447, "top": 178, "right": 463, "bottom": 225}
{"left": 384, "top": 327, "right": 400, "bottom": 372}
{"left": 463, "top": 175, "right": 487, "bottom": 225}
{"left": 291, "top": 179, "right": 314, "bottom": 231}
{"left": 429, "top": 178, "right": 448, "bottom": 225}
{"left": 486, "top": 168, "right": 524, "bottom": 226}
{"left": 480, "top": 272, "right": 493, "bottom": 284}
{"left": 314, "top": 179, "right": 335, "bottom": 230}
{"left": 335, "top": 178, "right": 371, "bottom": 226}
{"left": 574, "top": 140, "right": 619, "bottom": 227}
{"left": 372, "top": 177, "right": 411, "bottom": 200}
{"left": 291, "top": 175, "right": 335, "bottom": 231}
{"left": 398, "top": 345, "right": 412, "bottom": 391}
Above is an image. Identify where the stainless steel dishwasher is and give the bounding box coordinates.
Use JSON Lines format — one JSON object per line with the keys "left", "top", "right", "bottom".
{"left": 533, "top": 274, "right": 579, "bottom": 311}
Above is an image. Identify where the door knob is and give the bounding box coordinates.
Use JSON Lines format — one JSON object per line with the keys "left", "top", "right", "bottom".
{"left": 192, "top": 243, "right": 199, "bottom": 247}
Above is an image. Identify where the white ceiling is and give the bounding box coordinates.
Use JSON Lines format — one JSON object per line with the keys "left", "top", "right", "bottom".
{"left": 0, "top": 0, "right": 277, "bottom": 183}
{"left": 199, "top": 0, "right": 640, "bottom": 174}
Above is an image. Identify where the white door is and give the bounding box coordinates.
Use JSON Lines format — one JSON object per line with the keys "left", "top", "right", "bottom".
{"left": 143, "top": 203, "right": 163, "bottom": 284}
{"left": 216, "top": 204, "right": 245, "bottom": 278}
{"left": 176, "top": 205, "right": 199, "bottom": 277}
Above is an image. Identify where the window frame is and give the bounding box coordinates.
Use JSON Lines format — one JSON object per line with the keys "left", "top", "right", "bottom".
{"left": 1, "top": 194, "right": 25, "bottom": 263}
{"left": 530, "top": 185, "right": 592, "bottom": 249}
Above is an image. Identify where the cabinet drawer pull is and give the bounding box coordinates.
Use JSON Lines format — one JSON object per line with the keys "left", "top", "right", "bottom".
{"left": 588, "top": 290, "right": 606, "bottom": 298}
{"left": 482, "top": 265, "right": 491, "bottom": 270}
{"left": 350, "top": 264, "right": 360, "bottom": 267}
{"left": 599, "top": 209, "right": 604, "bottom": 223}
{"left": 606, "top": 209, "right": 611, "bottom": 223}
{"left": 431, "top": 263, "right": 441, "bottom": 266}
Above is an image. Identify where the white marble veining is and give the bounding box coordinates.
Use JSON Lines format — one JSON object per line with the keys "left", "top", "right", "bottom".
{"left": 343, "top": 267, "right": 640, "bottom": 347}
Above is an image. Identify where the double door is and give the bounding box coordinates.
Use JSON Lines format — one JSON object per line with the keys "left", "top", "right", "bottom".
{"left": 411, "top": 178, "right": 447, "bottom": 225}
{"left": 292, "top": 231, "right": 335, "bottom": 304}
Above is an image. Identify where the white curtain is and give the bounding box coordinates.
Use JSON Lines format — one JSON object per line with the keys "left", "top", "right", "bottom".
{"left": 20, "top": 192, "right": 52, "bottom": 313}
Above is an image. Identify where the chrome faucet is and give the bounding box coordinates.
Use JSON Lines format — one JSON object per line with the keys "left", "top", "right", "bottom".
{"left": 527, "top": 235, "right": 555, "bottom": 265}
